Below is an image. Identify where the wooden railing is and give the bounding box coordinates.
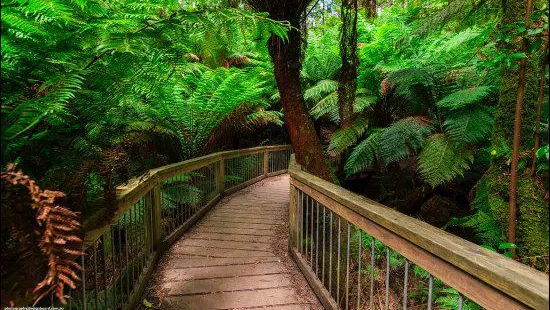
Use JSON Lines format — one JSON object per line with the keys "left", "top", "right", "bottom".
{"left": 288, "top": 155, "right": 549, "bottom": 310}
{"left": 69, "top": 145, "right": 291, "bottom": 310}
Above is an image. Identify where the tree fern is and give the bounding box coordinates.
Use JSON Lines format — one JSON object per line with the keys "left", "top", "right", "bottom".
{"left": 345, "top": 128, "right": 383, "bottom": 176}
{"left": 436, "top": 86, "right": 494, "bottom": 110}
{"left": 443, "top": 106, "right": 494, "bottom": 144}
{"left": 379, "top": 118, "right": 433, "bottom": 164}
{"left": 419, "top": 134, "right": 473, "bottom": 187}
{"left": 327, "top": 117, "right": 369, "bottom": 156}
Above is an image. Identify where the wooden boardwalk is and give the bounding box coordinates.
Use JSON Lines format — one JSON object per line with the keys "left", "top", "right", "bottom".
{"left": 149, "top": 175, "right": 321, "bottom": 310}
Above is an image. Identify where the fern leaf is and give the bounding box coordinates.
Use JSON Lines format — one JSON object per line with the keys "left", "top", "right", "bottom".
{"left": 327, "top": 117, "right": 369, "bottom": 156}
{"left": 345, "top": 129, "right": 383, "bottom": 176}
{"left": 379, "top": 118, "right": 433, "bottom": 164}
{"left": 419, "top": 134, "right": 473, "bottom": 187}
{"left": 443, "top": 106, "right": 493, "bottom": 144}
{"left": 436, "top": 86, "right": 494, "bottom": 110}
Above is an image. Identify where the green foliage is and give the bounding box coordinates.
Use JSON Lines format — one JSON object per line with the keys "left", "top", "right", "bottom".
{"left": 326, "top": 117, "right": 369, "bottom": 156}
{"left": 419, "top": 134, "right": 473, "bottom": 187}
{"left": 443, "top": 107, "right": 494, "bottom": 144}
{"left": 446, "top": 178, "right": 504, "bottom": 247}
{"left": 345, "top": 129, "right": 383, "bottom": 175}
{"left": 436, "top": 86, "right": 495, "bottom": 110}
{"left": 1, "top": 0, "right": 288, "bottom": 216}
{"left": 379, "top": 118, "right": 433, "bottom": 164}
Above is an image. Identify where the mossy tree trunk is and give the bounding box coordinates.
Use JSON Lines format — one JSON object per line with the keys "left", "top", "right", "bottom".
{"left": 486, "top": 0, "right": 548, "bottom": 260}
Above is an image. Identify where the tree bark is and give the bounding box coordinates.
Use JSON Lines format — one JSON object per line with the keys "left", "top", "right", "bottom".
{"left": 507, "top": 0, "right": 534, "bottom": 251}
{"left": 247, "top": 0, "right": 333, "bottom": 181}
{"left": 338, "top": 0, "right": 359, "bottom": 129}
{"left": 531, "top": 37, "right": 548, "bottom": 176}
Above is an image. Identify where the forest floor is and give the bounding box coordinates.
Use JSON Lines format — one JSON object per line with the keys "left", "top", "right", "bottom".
{"left": 139, "top": 175, "right": 322, "bottom": 309}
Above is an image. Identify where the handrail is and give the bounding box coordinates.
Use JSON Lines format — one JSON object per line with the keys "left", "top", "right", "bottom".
{"left": 74, "top": 145, "right": 291, "bottom": 310}
{"left": 288, "top": 155, "right": 548, "bottom": 310}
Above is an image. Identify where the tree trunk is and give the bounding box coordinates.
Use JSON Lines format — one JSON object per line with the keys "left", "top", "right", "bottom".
{"left": 531, "top": 38, "right": 548, "bottom": 176}
{"left": 507, "top": 0, "right": 534, "bottom": 251}
{"left": 338, "top": 0, "right": 359, "bottom": 129}
{"left": 485, "top": 0, "right": 547, "bottom": 259}
{"left": 265, "top": 14, "right": 333, "bottom": 182}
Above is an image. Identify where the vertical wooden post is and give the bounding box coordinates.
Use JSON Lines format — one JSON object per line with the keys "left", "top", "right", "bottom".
{"left": 151, "top": 182, "right": 163, "bottom": 250}
{"left": 289, "top": 183, "right": 297, "bottom": 249}
{"left": 263, "top": 150, "right": 269, "bottom": 176}
{"left": 216, "top": 157, "right": 225, "bottom": 196}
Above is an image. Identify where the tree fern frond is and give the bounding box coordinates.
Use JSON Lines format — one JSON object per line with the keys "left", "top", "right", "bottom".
{"left": 345, "top": 129, "right": 383, "bottom": 176}
{"left": 379, "top": 118, "right": 433, "bottom": 164}
{"left": 419, "top": 134, "right": 473, "bottom": 187}
{"left": 304, "top": 79, "right": 338, "bottom": 102}
{"left": 327, "top": 117, "right": 369, "bottom": 156}
{"left": 436, "top": 86, "right": 494, "bottom": 110}
{"left": 443, "top": 106, "right": 493, "bottom": 144}
{"left": 310, "top": 91, "right": 339, "bottom": 122}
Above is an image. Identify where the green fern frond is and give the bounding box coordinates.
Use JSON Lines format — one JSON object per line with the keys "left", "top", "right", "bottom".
{"left": 345, "top": 128, "right": 383, "bottom": 176}
{"left": 304, "top": 79, "right": 338, "bottom": 102}
{"left": 310, "top": 91, "right": 339, "bottom": 122}
{"left": 443, "top": 106, "right": 493, "bottom": 144}
{"left": 379, "top": 118, "right": 433, "bottom": 164}
{"left": 436, "top": 86, "right": 494, "bottom": 110}
{"left": 327, "top": 117, "right": 369, "bottom": 156}
{"left": 419, "top": 134, "right": 473, "bottom": 187}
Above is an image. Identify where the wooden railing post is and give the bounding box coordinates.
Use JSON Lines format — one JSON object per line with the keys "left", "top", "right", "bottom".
{"left": 289, "top": 184, "right": 297, "bottom": 249}
{"left": 151, "top": 182, "right": 163, "bottom": 250}
{"left": 263, "top": 150, "right": 269, "bottom": 176}
{"left": 216, "top": 157, "right": 225, "bottom": 195}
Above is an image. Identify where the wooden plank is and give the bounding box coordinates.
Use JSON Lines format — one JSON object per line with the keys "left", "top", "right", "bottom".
{"left": 162, "top": 262, "right": 286, "bottom": 281}
{"left": 198, "top": 222, "right": 278, "bottom": 230}
{"left": 177, "top": 238, "right": 272, "bottom": 251}
{"left": 165, "top": 256, "right": 280, "bottom": 268}
{"left": 185, "top": 232, "right": 274, "bottom": 243}
{"left": 171, "top": 245, "right": 276, "bottom": 258}
{"left": 291, "top": 177, "right": 541, "bottom": 310}
{"left": 194, "top": 226, "right": 277, "bottom": 236}
{"left": 290, "top": 247, "right": 338, "bottom": 310}
{"left": 163, "top": 273, "right": 292, "bottom": 295}
{"left": 204, "top": 216, "right": 282, "bottom": 225}
{"left": 164, "top": 287, "right": 300, "bottom": 309}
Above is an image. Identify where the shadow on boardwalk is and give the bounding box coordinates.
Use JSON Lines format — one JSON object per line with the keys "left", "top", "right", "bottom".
{"left": 140, "top": 175, "right": 322, "bottom": 310}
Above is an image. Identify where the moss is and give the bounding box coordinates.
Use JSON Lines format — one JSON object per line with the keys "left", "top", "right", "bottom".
{"left": 484, "top": 167, "right": 548, "bottom": 258}
{"left": 492, "top": 0, "right": 539, "bottom": 150}
{"left": 488, "top": 193, "right": 508, "bottom": 230}
{"left": 516, "top": 176, "right": 549, "bottom": 257}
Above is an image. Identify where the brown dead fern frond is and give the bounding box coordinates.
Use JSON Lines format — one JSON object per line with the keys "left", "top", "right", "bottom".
{"left": 1, "top": 164, "right": 83, "bottom": 305}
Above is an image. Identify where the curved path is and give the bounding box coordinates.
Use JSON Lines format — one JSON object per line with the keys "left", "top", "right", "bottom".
{"left": 146, "top": 175, "right": 321, "bottom": 310}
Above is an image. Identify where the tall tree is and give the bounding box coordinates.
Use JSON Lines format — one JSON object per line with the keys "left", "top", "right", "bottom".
{"left": 507, "top": 0, "right": 534, "bottom": 251}
{"left": 338, "top": 0, "right": 359, "bottom": 129}
{"left": 246, "top": 0, "right": 333, "bottom": 181}
{"left": 487, "top": 0, "right": 548, "bottom": 257}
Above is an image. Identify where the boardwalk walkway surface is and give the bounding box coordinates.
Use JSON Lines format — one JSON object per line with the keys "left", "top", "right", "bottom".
{"left": 143, "top": 175, "right": 322, "bottom": 310}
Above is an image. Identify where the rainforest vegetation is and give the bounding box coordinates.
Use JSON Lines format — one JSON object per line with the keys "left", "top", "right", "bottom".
{"left": 1, "top": 0, "right": 548, "bottom": 307}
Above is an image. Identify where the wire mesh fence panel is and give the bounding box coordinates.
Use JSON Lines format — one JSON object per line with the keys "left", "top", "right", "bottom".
{"left": 70, "top": 192, "right": 155, "bottom": 310}
{"left": 269, "top": 148, "right": 291, "bottom": 173}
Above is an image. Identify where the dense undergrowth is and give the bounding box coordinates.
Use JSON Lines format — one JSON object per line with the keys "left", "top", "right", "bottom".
{"left": 1, "top": 0, "right": 548, "bottom": 307}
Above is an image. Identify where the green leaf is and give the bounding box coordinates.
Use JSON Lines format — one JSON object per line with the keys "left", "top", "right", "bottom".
{"left": 527, "top": 38, "right": 543, "bottom": 53}
{"left": 436, "top": 86, "right": 494, "bottom": 110}
{"left": 498, "top": 242, "right": 517, "bottom": 250}
{"left": 443, "top": 107, "right": 493, "bottom": 144}
{"left": 418, "top": 134, "right": 473, "bottom": 187}
{"left": 143, "top": 299, "right": 153, "bottom": 308}
{"left": 510, "top": 52, "right": 526, "bottom": 60}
